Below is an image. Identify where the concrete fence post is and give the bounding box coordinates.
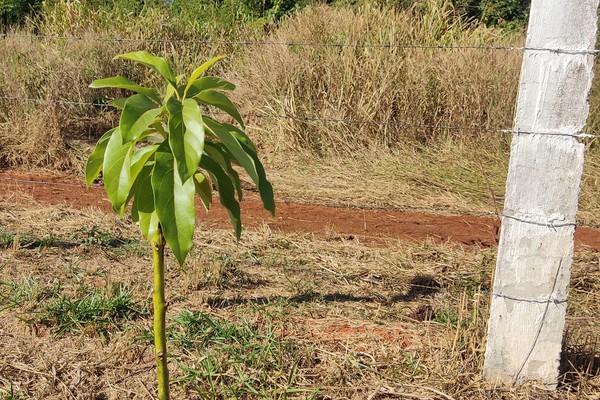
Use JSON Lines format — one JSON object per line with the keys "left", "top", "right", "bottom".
{"left": 483, "top": 0, "right": 599, "bottom": 388}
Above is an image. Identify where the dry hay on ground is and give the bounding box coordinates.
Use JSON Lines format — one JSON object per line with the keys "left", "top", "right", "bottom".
{"left": 0, "top": 200, "right": 598, "bottom": 399}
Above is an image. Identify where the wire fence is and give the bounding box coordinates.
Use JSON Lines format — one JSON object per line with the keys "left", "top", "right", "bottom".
{"left": 2, "top": 32, "right": 600, "bottom": 230}
{"left": 2, "top": 31, "right": 599, "bottom": 140}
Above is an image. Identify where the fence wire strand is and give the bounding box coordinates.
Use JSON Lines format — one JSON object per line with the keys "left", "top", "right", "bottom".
{"left": 2, "top": 95, "right": 600, "bottom": 139}
{"left": 1, "top": 33, "right": 599, "bottom": 56}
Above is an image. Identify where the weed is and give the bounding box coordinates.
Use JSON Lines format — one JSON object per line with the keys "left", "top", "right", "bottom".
{"left": 0, "top": 229, "right": 56, "bottom": 250}
{"left": 22, "top": 234, "right": 57, "bottom": 249}
{"left": 142, "top": 308, "right": 318, "bottom": 398}
{"left": 0, "top": 278, "right": 61, "bottom": 311}
{"left": 434, "top": 307, "right": 459, "bottom": 326}
{"left": 70, "top": 225, "right": 128, "bottom": 247}
{"left": 0, "top": 229, "right": 14, "bottom": 248}
{"left": 74, "top": 225, "right": 114, "bottom": 246}
{"left": 68, "top": 225, "right": 145, "bottom": 256}
{"left": 34, "top": 283, "right": 146, "bottom": 337}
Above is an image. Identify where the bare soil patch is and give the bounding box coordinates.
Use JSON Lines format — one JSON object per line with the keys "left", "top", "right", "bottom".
{"left": 2, "top": 171, "right": 600, "bottom": 250}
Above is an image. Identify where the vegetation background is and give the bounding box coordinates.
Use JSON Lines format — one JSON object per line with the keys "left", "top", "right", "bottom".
{"left": 1, "top": 1, "right": 599, "bottom": 399}
{"left": 1, "top": 0, "right": 570, "bottom": 222}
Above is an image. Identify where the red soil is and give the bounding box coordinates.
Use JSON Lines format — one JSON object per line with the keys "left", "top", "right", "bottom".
{"left": 1, "top": 171, "right": 599, "bottom": 250}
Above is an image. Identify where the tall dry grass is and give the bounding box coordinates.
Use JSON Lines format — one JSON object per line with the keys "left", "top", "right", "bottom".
{"left": 0, "top": 0, "right": 523, "bottom": 167}
{"left": 0, "top": 0, "right": 260, "bottom": 168}
{"left": 231, "top": 2, "right": 523, "bottom": 154}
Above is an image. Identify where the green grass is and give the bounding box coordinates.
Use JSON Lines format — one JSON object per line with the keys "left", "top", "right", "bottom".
{"left": 0, "top": 226, "right": 143, "bottom": 256}
{"left": 0, "top": 229, "right": 14, "bottom": 248}
{"left": 69, "top": 225, "right": 136, "bottom": 247}
{"left": 1, "top": 277, "right": 144, "bottom": 337}
{"left": 138, "top": 307, "right": 319, "bottom": 398}
{"left": 69, "top": 225, "right": 146, "bottom": 257}
{"left": 433, "top": 307, "right": 459, "bottom": 326}
{"left": 0, "top": 277, "right": 62, "bottom": 311}
{"left": 0, "top": 382, "right": 24, "bottom": 400}
{"left": 0, "top": 229, "right": 57, "bottom": 250}
{"left": 33, "top": 283, "right": 147, "bottom": 337}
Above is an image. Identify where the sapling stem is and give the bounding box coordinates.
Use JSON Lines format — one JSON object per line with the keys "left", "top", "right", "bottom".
{"left": 152, "top": 225, "right": 169, "bottom": 400}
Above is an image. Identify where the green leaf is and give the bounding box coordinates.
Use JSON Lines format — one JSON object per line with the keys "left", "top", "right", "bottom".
{"left": 167, "top": 98, "right": 205, "bottom": 183}
{"left": 225, "top": 123, "right": 256, "bottom": 153}
{"left": 193, "top": 173, "right": 212, "bottom": 211}
{"left": 204, "top": 143, "right": 243, "bottom": 200}
{"left": 90, "top": 76, "right": 161, "bottom": 103}
{"left": 204, "top": 118, "right": 258, "bottom": 184}
{"left": 152, "top": 122, "right": 169, "bottom": 139}
{"left": 206, "top": 120, "right": 275, "bottom": 215}
{"left": 130, "top": 162, "right": 149, "bottom": 222}
{"left": 152, "top": 142, "right": 196, "bottom": 265}
{"left": 200, "top": 156, "right": 241, "bottom": 238}
{"left": 166, "top": 98, "right": 187, "bottom": 182}
{"left": 240, "top": 141, "right": 275, "bottom": 216}
{"left": 132, "top": 164, "right": 153, "bottom": 220}
{"left": 181, "top": 98, "right": 205, "bottom": 178}
{"left": 115, "top": 51, "right": 177, "bottom": 88}
{"left": 137, "top": 129, "right": 164, "bottom": 143}
{"left": 125, "top": 148, "right": 155, "bottom": 215}
{"left": 183, "top": 55, "right": 226, "bottom": 98}
{"left": 165, "top": 82, "right": 179, "bottom": 103}
{"left": 195, "top": 90, "right": 245, "bottom": 129}
{"left": 85, "top": 128, "right": 115, "bottom": 187}
{"left": 185, "top": 76, "right": 236, "bottom": 98}
{"left": 140, "top": 210, "right": 160, "bottom": 241}
{"left": 132, "top": 164, "right": 158, "bottom": 239}
{"left": 130, "top": 145, "right": 158, "bottom": 180}
{"left": 120, "top": 94, "right": 162, "bottom": 143}
{"left": 103, "top": 128, "right": 134, "bottom": 214}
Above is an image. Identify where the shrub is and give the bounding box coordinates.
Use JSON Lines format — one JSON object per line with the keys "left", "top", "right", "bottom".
{"left": 452, "top": 0, "right": 530, "bottom": 28}
{"left": 0, "top": 0, "right": 42, "bottom": 26}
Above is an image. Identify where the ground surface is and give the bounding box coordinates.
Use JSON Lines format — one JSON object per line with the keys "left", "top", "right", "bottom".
{"left": 2, "top": 171, "right": 600, "bottom": 250}
{"left": 0, "top": 170, "right": 598, "bottom": 399}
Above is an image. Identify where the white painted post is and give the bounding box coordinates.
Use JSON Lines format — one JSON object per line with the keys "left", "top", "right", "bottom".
{"left": 483, "top": 0, "right": 599, "bottom": 388}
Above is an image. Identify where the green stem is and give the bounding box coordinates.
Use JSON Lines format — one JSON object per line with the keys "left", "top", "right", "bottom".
{"left": 152, "top": 225, "right": 170, "bottom": 400}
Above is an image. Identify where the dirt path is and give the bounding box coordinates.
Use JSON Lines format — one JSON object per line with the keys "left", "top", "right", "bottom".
{"left": 2, "top": 171, "right": 600, "bottom": 250}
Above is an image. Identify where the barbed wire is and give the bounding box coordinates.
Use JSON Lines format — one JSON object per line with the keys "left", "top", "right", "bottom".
{"left": 1, "top": 32, "right": 598, "bottom": 55}
{"left": 1, "top": 176, "right": 600, "bottom": 229}
{"left": 0, "top": 95, "right": 99, "bottom": 107}
{"left": 2, "top": 95, "right": 600, "bottom": 139}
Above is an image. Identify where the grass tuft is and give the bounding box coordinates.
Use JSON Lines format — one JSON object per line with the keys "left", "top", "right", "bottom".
{"left": 0, "top": 228, "right": 57, "bottom": 250}
{"left": 33, "top": 283, "right": 147, "bottom": 337}
{"left": 0, "top": 277, "right": 61, "bottom": 311}
{"left": 137, "top": 307, "right": 319, "bottom": 398}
